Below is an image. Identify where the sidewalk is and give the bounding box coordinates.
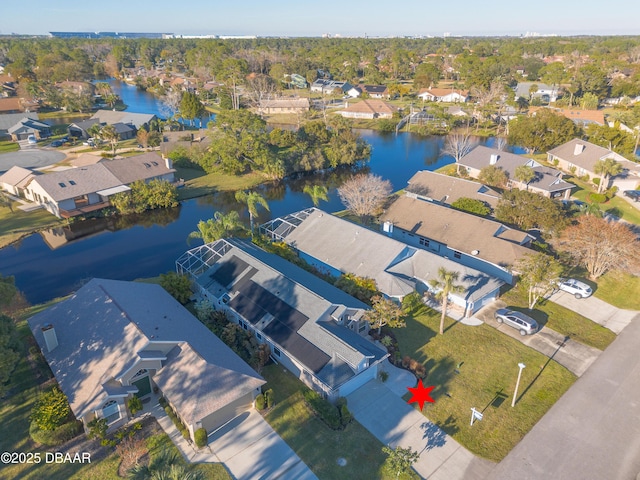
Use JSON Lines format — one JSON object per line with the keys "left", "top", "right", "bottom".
{"left": 349, "top": 361, "right": 495, "bottom": 480}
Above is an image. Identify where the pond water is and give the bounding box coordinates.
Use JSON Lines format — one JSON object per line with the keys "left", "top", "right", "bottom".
{"left": 1, "top": 85, "right": 517, "bottom": 304}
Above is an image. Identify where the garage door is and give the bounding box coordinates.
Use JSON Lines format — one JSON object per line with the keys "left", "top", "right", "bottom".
{"left": 201, "top": 392, "right": 254, "bottom": 434}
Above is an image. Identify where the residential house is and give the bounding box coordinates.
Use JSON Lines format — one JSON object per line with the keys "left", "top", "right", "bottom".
{"left": 28, "top": 278, "right": 265, "bottom": 439}
{"left": 177, "top": 238, "right": 389, "bottom": 400}
{"left": 0, "top": 97, "right": 24, "bottom": 114}
{"left": 458, "top": 146, "right": 574, "bottom": 199}
{"left": 547, "top": 138, "right": 637, "bottom": 189}
{"left": 256, "top": 98, "right": 310, "bottom": 115}
{"left": 405, "top": 170, "right": 501, "bottom": 210}
{"left": 8, "top": 117, "right": 51, "bottom": 141}
{"left": 380, "top": 196, "right": 534, "bottom": 284}
{"left": 310, "top": 79, "right": 354, "bottom": 95}
{"left": 289, "top": 74, "right": 308, "bottom": 89}
{"left": 0, "top": 166, "right": 39, "bottom": 197}
{"left": 361, "top": 85, "right": 390, "bottom": 99}
{"left": 20, "top": 152, "right": 175, "bottom": 218}
{"left": 529, "top": 107, "right": 605, "bottom": 127}
{"left": 338, "top": 99, "right": 397, "bottom": 119}
{"left": 68, "top": 119, "right": 102, "bottom": 140}
{"left": 90, "top": 110, "right": 157, "bottom": 130}
{"left": 260, "top": 209, "right": 503, "bottom": 316}
{"left": 417, "top": 87, "right": 469, "bottom": 103}
{"left": 111, "top": 122, "right": 136, "bottom": 140}
{"left": 0, "top": 112, "right": 39, "bottom": 137}
{"left": 514, "top": 82, "right": 559, "bottom": 103}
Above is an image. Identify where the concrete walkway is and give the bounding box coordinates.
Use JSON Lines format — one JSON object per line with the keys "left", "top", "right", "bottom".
{"left": 548, "top": 290, "right": 636, "bottom": 334}
{"left": 487, "top": 312, "right": 640, "bottom": 480}
{"left": 146, "top": 399, "right": 316, "bottom": 480}
{"left": 475, "top": 302, "right": 601, "bottom": 377}
{"left": 350, "top": 361, "right": 495, "bottom": 480}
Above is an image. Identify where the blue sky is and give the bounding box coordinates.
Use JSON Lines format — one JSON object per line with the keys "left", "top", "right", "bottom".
{"left": 1, "top": 0, "right": 639, "bottom": 37}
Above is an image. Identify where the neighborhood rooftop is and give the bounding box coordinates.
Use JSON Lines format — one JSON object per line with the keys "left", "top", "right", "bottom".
{"left": 406, "top": 170, "right": 501, "bottom": 208}
{"left": 90, "top": 109, "right": 156, "bottom": 129}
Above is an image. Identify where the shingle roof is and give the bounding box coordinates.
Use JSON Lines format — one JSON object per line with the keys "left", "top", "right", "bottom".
{"left": 381, "top": 196, "right": 532, "bottom": 269}
{"left": 0, "top": 112, "right": 38, "bottom": 131}
{"left": 547, "top": 138, "right": 619, "bottom": 172}
{"left": 28, "top": 279, "right": 265, "bottom": 423}
{"left": 0, "top": 165, "right": 36, "bottom": 186}
{"left": 101, "top": 152, "right": 174, "bottom": 184}
{"left": 91, "top": 110, "right": 155, "bottom": 129}
{"left": 406, "top": 170, "right": 501, "bottom": 208}
{"left": 259, "top": 98, "right": 310, "bottom": 109}
{"left": 340, "top": 99, "right": 396, "bottom": 115}
{"left": 530, "top": 107, "right": 605, "bottom": 125}
{"left": 7, "top": 117, "right": 50, "bottom": 134}
{"left": 0, "top": 97, "right": 23, "bottom": 113}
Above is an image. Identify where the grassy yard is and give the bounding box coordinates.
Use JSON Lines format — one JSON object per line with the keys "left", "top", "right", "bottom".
{"left": 0, "top": 204, "right": 63, "bottom": 248}
{"left": 569, "top": 177, "right": 640, "bottom": 225}
{"left": 261, "top": 365, "right": 420, "bottom": 480}
{"left": 395, "top": 304, "right": 576, "bottom": 462}
{"left": 175, "top": 166, "right": 266, "bottom": 200}
{"left": 501, "top": 289, "right": 616, "bottom": 350}
{"left": 594, "top": 270, "right": 640, "bottom": 311}
{"left": 0, "top": 140, "right": 20, "bottom": 153}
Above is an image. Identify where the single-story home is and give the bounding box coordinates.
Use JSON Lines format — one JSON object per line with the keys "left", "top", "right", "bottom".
{"left": 0, "top": 112, "right": 39, "bottom": 137}
{"left": 8, "top": 117, "right": 51, "bottom": 141}
{"left": 514, "top": 82, "right": 559, "bottom": 103}
{"left": 177, "top": 238, "right": 389, "bottom": 400}
{"left": 361, "top": 85, "right": 390, "bottom": 99}
{"left": 529, "top": 107, "right": 605, "bottom": 127}
{"left": 0, "top": 97, "right": 25, "bottom": 114}
{"left": 380, "top": 195, "right": 534, "bottom": 284}
{"left": 405, "top": 170, "right": 501, "bottom": 210}
{"left": 417, "top": 88, "right": 469, "bottom": 103}
{"left": 68, "top": 119, "right": 102, "bottom": 140}
{"left": 18, "top": 152, "right": 175, "bottom": 218}
{"left": 111, "top": 122, "right": 136, "bottom": 140}
{"left": 338, "top": 99, "right": 397, "bottom": 119}
{"left": 458, "top": 145, "right": 574, "bottom": 199}
{"left": 547, "top": 138, "right": 631, "bottom": 184}
{"left": 90, "top": 110, "right": 157, "bottom": 130}
{"left": 260, "top": 208, "right": 504, "bottom": 316}
{"left": 256, "top": 98, "right": 310, "bottom": 115}
{"left": 0, "top": 165, "right": 39, "bottom": 196}
{"left": 28, "top": 278, "right": 265, "bottom": 439}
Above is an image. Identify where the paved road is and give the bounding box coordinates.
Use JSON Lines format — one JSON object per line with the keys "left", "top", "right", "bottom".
{"left": 549, "top": 290, "right": 636, "bottom": 334}
{"left": 486, "top": 313, "right": 640, "bottom": 480}
{"left": 0, "top": 148, "right": 66, "bottom": 173}
{"left": 475, "top": 302, "right": 601, "bottom": 377}
{"left": 348, "top": 371, "right": 495, "bottom": 480}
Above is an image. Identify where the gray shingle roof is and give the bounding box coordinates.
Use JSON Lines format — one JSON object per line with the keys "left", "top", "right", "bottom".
{"left": 28, "top": 279, "right": 265, "bottom": 423}
{"left": 7, "top": 117, "right": 50, "bottom": 134}
{"left": 547, "top": 138, "right": 624, "bottom": 173}
{"left": 0, "top": 165, "right": 36, "bottom": 186}
{"left": 101, "top": 152, "right": 175, "bottom": 185}
{"left": 406, "top": 170, "right": 501, "bottom": 208}
{"left": 0, "top": 112, "right": 39, "bottom": 131}
{"left": 91, "top": 110, "right": 156, "bottom": 129}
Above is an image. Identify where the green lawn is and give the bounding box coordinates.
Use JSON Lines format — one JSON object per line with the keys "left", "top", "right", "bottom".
{"left": 174, "top": 166, "right": 267, "bottom": 200}
{"left": 568, "top": 177, "right": 640, "bottom": 225}
{"left": 395, "top": 304, "right": 576, "bottom": 462}
{"left": 261, "top": 365, "right": 419, "bottom": 480}
{"left": 0, "top": 140, "right": 20, "bottom": 153}
{"left": 594, "top": 270, "right": 640, "bottom": 311}
{"left": 0, "top": 205, "right": 63, "bottom": 248}
{"left": 501, "top": 289, "right": 616, "bottom": 350}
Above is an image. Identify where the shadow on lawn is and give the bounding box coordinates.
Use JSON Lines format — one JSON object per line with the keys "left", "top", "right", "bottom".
{"left": 423, "top": 356, "right": 457, "bottom": 402}
{"left": 516, "top": 336, "right": 570, "bottom": 404}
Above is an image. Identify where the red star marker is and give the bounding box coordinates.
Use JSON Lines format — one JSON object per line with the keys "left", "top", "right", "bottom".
{"left": 407, "top": 379, "right": 436, "bottom": 410}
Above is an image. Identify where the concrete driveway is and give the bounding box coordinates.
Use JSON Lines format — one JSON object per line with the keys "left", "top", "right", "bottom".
{"left": 0, "top": 148, "right": 66, "bottom": 173}
{"left": 486, "top": 313, "right": 640, "bottom": 480}
{"left": 347, "top": 379, "right": 495, "bottom": 480}
{"left": 548, "top": 290, "right": 636, "bottom": 334}
{"left": 205, "top": 410, "right": 317, "bottom": 480}
{"left": 475, "top": 303, "right": 601, "bottom": 377}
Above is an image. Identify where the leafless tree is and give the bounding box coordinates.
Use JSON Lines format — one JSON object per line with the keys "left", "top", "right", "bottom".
{"left": 471, "top": 81, "right": 505, "bottom": 122}
{"left": 159, "top": 90, "right": 181, "bottom": 120}
{"left": 494, "top": 136, "right": 508, "bottom": 151}
{"left": 555, "top": 215, "right": 640, "bottom": 279}
{"left": 245, "top": 74, "right": 278, "bottom": 108}
{"left": 629, "top": 45, "right": 640, "bottom": 64}
{"left": 338, "top": 174, "right": 392, "bottom": 221}
{"left": 441, "top": 133, "right": 476, "bottom": 174}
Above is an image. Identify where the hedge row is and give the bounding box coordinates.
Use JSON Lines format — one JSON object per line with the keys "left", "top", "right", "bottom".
{"left": 302, "top": 390, "right": 352, "bottom": 430}
{"left": 164, "top": 406, "right": 190, "bottom": 440}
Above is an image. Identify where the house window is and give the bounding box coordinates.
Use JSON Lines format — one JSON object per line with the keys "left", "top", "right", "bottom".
{"left": 102, "top": 400, "right": 121, "bottom": 424}
{"left": 453, "top": 251, "right": 462, "bottom": 259}
{"left": 419, "top": 237, "right": 430, "bottom": 247}
{"left": 273, "top": 346, "right": 281, "bottom": 357}
{"left": 358, "top": 322, "right": 367, "bottom": 333}
{"left": 131, "top": 369, "right": 148, "bottom": 379}
{"left": 240, "top": 320, "right": 248, "bottom": 330}
{"left": 256, "top": 332, "right": 262, "bottom": 340}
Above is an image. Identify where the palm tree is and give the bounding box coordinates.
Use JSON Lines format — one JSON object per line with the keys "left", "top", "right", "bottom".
{"left": 514, "top": 165, "right": 536, "bottom": 190}
{"left": 234, "top": 190, "right": 269, "bottom": 236}
{"left": 303, "top": 184, "right": 329, "bottom": 207}
{"left": 187, "top": 211, "right": 246, "bottom": 245}
{"left": 429, "top": 267, "right": 464, "bottom": 335}
{"left": 594, "top": 158, "right": 623, "bottom": 194}
{"left": 127, "top": 447, "right": 205, "bottom": 480}
{"left": 99, "top": 124, "right": 119, "bottom": 156}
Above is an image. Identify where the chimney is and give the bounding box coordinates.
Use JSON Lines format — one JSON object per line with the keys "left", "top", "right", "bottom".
{"left": 42, "top": 324, "right": 58, "bottom": 352}
{"left": 574, "top": 143, "right": 585, "bottom": 155}
{"left": 165, "top": 157, "right": 173, "bottom": 169}
{"left": 490, "top": 154, "right": 499, "bottom": 165}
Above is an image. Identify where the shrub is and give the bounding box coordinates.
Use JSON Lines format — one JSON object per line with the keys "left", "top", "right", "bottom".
{"left": 30, "top": 386, "right": 71, "bottom": 431}
{"left": 128, "top": 396, "right": 143, "bottom": 416}
{"left": 30, "top": 420, "right": 82, "bottom": 446}
{"left": 194, "top": 428, "right": 208, "bottom": 448}
{"left": 402, "top": 356, "right": 410, "bottom": 368}
{"left": 87, "top": 417, "right": 108, "bottom": 440}
{"left": 264, "top": 389, "right": 274, "bottom": 409}
{"left": 159, "top": 272, "right": 192, "bottom": 304}
{"left": 379, "top": 371, "right": 389, "bottom": 383}
{"left": 592, "top": 177, "right": 601, "bottom": 186}
{"left": 451, "top": 197, "right": 491, "bottom": 216}
{"left": 302, "top": 390, "right": 341, "bottom": 430}
{"left": 181, "top": 428, "right": 190, "bottom": 440}
{"left": 414, "top": 364, "right": 427, "bottom": 379}
{"left": 408, "top": 359, "right": 419, "bottom": 372}
{"left": 380, "top": 335, "right": 393, "bottom": 347}
{"left": 255, "top": 393, "right": 265, "bottom": 411}
{"left": 589, "top": 193, "right": 607, "bottom": 204}
{"left": 339, "top": 404, "right": 353, "bottom": 427}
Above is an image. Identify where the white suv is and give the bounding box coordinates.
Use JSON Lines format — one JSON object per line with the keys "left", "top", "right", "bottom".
{"left": 557, "top": 279, "right": 593, "bottom": 299}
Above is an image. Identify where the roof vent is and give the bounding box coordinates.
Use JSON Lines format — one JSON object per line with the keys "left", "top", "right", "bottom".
{"left": 471, "top": 250, "right": 479, "bottom": 255}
